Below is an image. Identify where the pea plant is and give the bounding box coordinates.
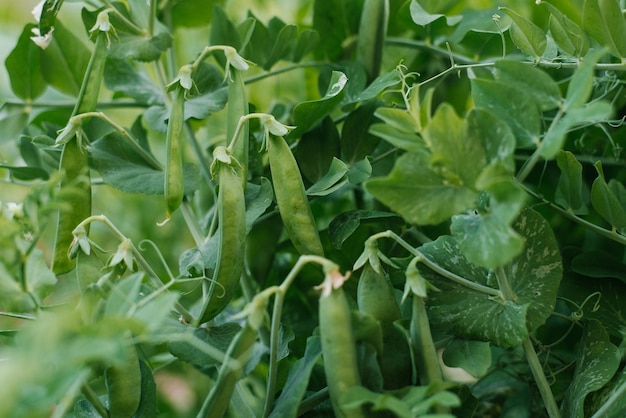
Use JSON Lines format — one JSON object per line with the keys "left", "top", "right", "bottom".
{"left": 1, "top": 0, "right": 626, "bottom": 416}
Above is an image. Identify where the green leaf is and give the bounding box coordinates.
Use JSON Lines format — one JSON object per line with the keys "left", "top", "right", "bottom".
{"left": 471, "top": 78, "right": 541, "bottom": 148}
{"left": 442, "top": 339, "right": 492, "bottom": 378}
{"left": 306, "top": 157, "right": 349, "bottom": 196}
{"left": 0, "top": 103, "right": 29, "bottom": 143}
{"left": 555, "top": 151, "right": 586, "bottom": 212}
{"left": 561, "top": 320, "right": 620, "bottom": 418}
{"left": 409, "top": 0, "right": 462, "bottom": 26}
{"left": 499, "top": 7, "right": 547, "bottom": 60}
{"left": 368, "top": 124, "right": 424, "bottom": 152}
{"left": 38, "top": 0, "right": 64, "bottom": 37}
{"left": 448, "top": 7, "right": 512, "bottom": 44}
{"left": 292, "top": 29, "right": 319, "bottom": 62}
{"left": 264, "top": 22, "right": 298, "bottom": 70}
{"left": 90, "top": 132, "right": 199, "bottom": 196}
{"left": 244, "top": 178, "right": 274, "bottom": 235}
{"left": 542, "top": 2, "right": 590, "bottom": 58}
{"left": 494, "top": 60, "right": 561, "bottom": 111}
{"left": 171, "top": 0, "right": 224, "bottom": 28}
{"left": 328, "top": 210, "right": 404, "bottom": 249}
{"left": 425, "top": 208, "right": 562, "bottom": 347}
{"left": 582, "top": 0, "right": 626, "bottom": 61}
{"left": 133, "top": 291, "right": 180, "bottom": 334}
{"left": 39, "top": 20, "right": 90, "bottom": 97}
{"left": 564, "top": 48, "right": 606, "bottom": 110}
{"left": 347, "top": 158, "right": 372, "bottom": 184}
{"left": 289, "top": 71, "right": 347, "bottom": 137}
{"left": 0, "top": 165, "right": 49, "bottom": 181}
{"left": 588, "top": 367, "right": 626, "bottom": 418}
{"left": 540, "top": 101, "right": 613, "bottom": 159}
{"left": 108, "top": 32, "right": 173, "bottom": 62}
{"left": 25, "top": 249, "right": 57, "bottom": 305}
{"left": 345, "top": 69, "right": 401, "bottom": 105}
{"left": 104, "top": 273, "right": 144, "bottom": 318}
{"left": 295, "top": 116, "right": 341, "bottom": 183}
{"left": 268, "top": 337, "right": 323, "bottom": 418}
{"left": 0, "top": 262, "right": 36, "bottom": 313}
{"left": 5, "top": 24, "right": 47, "bottom": 100}
{"left": 134, "top": 360, "right": 158, "bottom": 418}
{"left": 374, "top": 107, "right": 419, "bottom": 133}
{"left": 366, "top": 150, "right": 477, "bottom": 225}
{"left": 313, "top": 0, "right": 362, "bottom": 60}
{"left": 591, "top": 161, "right": 626, "bottom": 229}
{"left": 466, "top": 108, "right": 516, "bottom": 173}
{"left": 210, "top": 4, "right": 242, "bottom": 52}
{"left": 571, "top": 250, "right": 626, "bottom": 281}
{"left": 341, "top": 99, "right": 381, "bottom": 164}
{"left": 104, "top": 59, "right": 164, "bottom": 105}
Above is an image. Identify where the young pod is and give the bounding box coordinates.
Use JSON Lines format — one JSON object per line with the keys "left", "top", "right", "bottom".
{"left": 268, "top": 135, "right": 324, "bottom": 257}
{"left": 227, "top": 68, "right": 249, "bottom": 189}
{"left": 52, "top": 32, "right": 107, "bottom": 274}
{"left": 164, "top": 85, "right": 185, "bottom": 220}
{"left": 197, "top": 148, "right": 246, "bottom": 324}
{"left": 318, "top": 271, "right": 365, "bottom": 418}
{"left": 106, "top": 336, "right": 141, "bottom": 418}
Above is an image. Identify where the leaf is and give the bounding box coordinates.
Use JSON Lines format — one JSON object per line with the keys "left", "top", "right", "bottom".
{"left": 264, "top": 22, "right": 298, "bottom": 70}
{"left": 268, "top": 336, "right": 322, "bottom": 418}
{"left": 471, "top": 78, "right": 541, "bottom": 148}
{"left": 306, "top": 157, "right": 349, "bottom": 196}
{"left": 244, "top": 178, "right": 274, "bottom": 235}
{"left": 409, "top": 0, "right": 462, "bottom": 26}
{"left": 493, "top": 60, "right": 561, "bottom": 111}
{"left": 313, "top": 0, "right": 362, "bottom": 60}
{"left": 0, "top": 262, "right": 36, "bottom": 313}
{"left": 104, "top": 273, "right": 144, "bottom": 318}
{"left": 328, "top": 210, "right": 404, "bottom": 249}
{"left": 499, "top": 7, "right": 547, "bottom": 60}
{"left": 374, "top": 107, "right": 419, "bottom": 133}
{"left": 365, "top": 150, "right": 478, "bottom": 225}
{"left": 442, "top": 340, "right": 492, "bottom": 378}
{"left": 289, "top": 71, "right": 348, "bottom": 137}
{"left": 564, "top": 48, "right": 606, "bottom": 111}
{"left": 39, "top": 20, "right": 90, "bottom": 97}
{"left": 345, "top": 69, "right": 401, "bottom": 105}
{"left": 368, "top": 124, "right": 424, "bottom": 152}
{"left": 171, "top": 0, "right": 224, "bottom": 28}
{"left": 292, "top": 29, "right": 319, "bottom": 62}
{"left": 542, "top": 2, "right": 590, "bottom": 58}
{"left": 133, "top": 291, "right": 180, "bottom": 334}
{"left": 561, "top": 320, "right": 620, "bottom": 418}
{"left": 5, "top": 24, "right": 47, "bottom": 100}
{"left": 134, "top": 360, "right": 158, "bottom": 418}
{"left": 0, "top": 103, "right": 29, "bottom": 143}
{"left": 295, "top": 116, "right": 341, "bottom": 183}
{"left": 24, "top": 248, "right": 57, "bottom": 305}
{"left": 347, "top": 158, "right": 372, "bottom": 184}
{"left": 0, "top": 165, "right": 49, "bottom": 181}
{"left": 571, "top": 250, "right": 626, "bottom": 281}
{"left": 540, "top": 101, "right": 613, "bottom": 159}
{"left": 591, "top": 162, "right": 626, "bottom": 229}
{"left": 587, "top": 365, "right": 626, "bottom": 418}
{"left": 90, "top": 132, "right": 199, "bottom": 196}
{"left": 555, "top": 150, "right": 586, "bottom": 212}
{"left": 108, "top": 32, "right": 173, "bottom": 62}
{"left": 465, "top": 108, "right": 516, "bottom": 172}
{"left": 104, "top": 59, "right": 164, "bottom": 105}
{"left": 341, "top": 100, "right": 382, "bottom": 164}
{"left": 424, "top": 208, "right": 562, "bottom": 347}
{"left": 210, "top": 4, "right": 242, "bottom": 52}
{"left": 582, "top": 0, "right": 626, "bottom": 61}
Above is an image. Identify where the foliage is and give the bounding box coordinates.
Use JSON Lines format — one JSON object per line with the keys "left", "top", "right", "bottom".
{"left": 1, "top": 0, "right": 626, "bottom": 417}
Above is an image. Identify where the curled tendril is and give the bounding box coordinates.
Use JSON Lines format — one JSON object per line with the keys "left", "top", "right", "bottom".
{"left": 138, "top": 239, "right": 175, "bottom": 283}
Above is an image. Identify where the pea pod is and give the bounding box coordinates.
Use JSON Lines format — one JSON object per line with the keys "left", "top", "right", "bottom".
{"left": 105, "top": 334, "right": 141, "bottom": 418}
{"left": 197, "top": 147, "right": 246, "bottom": 324}
{"left": 52, "top": 31, "right": 107, "bottom": 274}
{"left": 268, "top": 135, "right": 324, "bottom": 257}
{"left": 318, "top": 271, "right": 365, "bottom": 418}
{"left": 227, "top": 68, "right": 249, "bottom": 189}
{"left": 164, "top": 85, "right": 186, "bottom": 221}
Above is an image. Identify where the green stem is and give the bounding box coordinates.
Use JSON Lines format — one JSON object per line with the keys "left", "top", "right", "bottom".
{"left": 495, "top": 268, "right": 560, "bottom": 418}
{"left": 367, "top": 231, "right": 502, "bottom": 297}
{"left": 81, "top": 382, "right": 110, "bottom": 418}
{"left": 148, "top": 0, "right": 157, "bottom": 36}
{"left": 521, "top": 185, "right": 626, "bottom": 246}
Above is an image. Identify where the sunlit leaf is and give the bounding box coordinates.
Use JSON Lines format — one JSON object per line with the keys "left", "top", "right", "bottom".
{"left": 410, "top": 0, "right": 462, "bottom": 26}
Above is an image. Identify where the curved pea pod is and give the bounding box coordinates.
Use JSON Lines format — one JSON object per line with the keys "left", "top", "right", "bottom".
{"left": 164, "top": 85, "right": 186, "bottom": 221}
{"left": 357, "top": 263, "right": 411, "bottom": 389}
{"left": 52, "top": 32, "right": 107, "bottom": 274}
{"left": 197, "top": 148, "right": 246, "bottom": 324}
{"left": 106, "top": 336, "right": 141, "bottom": 418}
{"left": 318, "top": 271, "right": 365, "bottom": 418}
{"left": 268, "top": 135, "right": 324, "bottom": 257}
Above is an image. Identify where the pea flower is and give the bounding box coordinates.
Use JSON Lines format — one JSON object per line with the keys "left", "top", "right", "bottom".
{"left": 31, "top": 0, "right": 54, "bottom": 49}
{"left": 4, "top": 202, "right": 24, "bottom": 220}
{"left": 260, "top": 114, "right": 295, "bottom": 137}
{"left": 222, "top": 46, "right": 251, "bottom": 82}
{"left": 109, "top": 238, "right": 135, "bottom": 270}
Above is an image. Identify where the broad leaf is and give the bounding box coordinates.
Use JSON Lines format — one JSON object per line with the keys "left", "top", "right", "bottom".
{"left": 306, "top": 157, "right": 349, "bottom": 196}
{"left": 571, "top": 250, "right": 626, "bottom": 282}
{"left": 39, "top": 21, "right": 90, "bottom": 97}
{"left": 171, "top": 0, "right": 223, "bottom": 28}
{"left": 591, "top": 162, "right": 626, "bottom": 229}
{"left": 341, "top": 100, "right": 381, "bottom": 164}
{"left": 5, "top": 24, "right": 47, "bottom": 100}
{"left": 442, "top": 339, "right": 492, "bottom": 378}
{"left": 328, "top": 210, "right": 403, "bottom": 249}
{"left": 410, "top": 0, "right": 462, "bottom": 26}
{"left": 296, "top": 116, "right": 341, "bottom": 183}
{"left": 424, "top": 208, "right": 562, "bottom": 347}
{"left": 313, "top": 0, "right": 362, "bottom": 60}
{"left": 466, "top": 108, "right": 516, "bottom": 172}
{"left": 500, "top": 7, "right": 547, "bottom": 60}
{"left": 104, "top": 59, "right": 164, "bottom": 105}
{"left": 582, "top": 0, "right": 626, "bottom": 60}
{"left": 471, "top": 78, "right": 541, "bottom": 148}
{"left": 268, "top": 337, "right": 322, "bottom": 418}
{"left": 493, "top": 60, "right": 561, "bottom": 111}
{"left": 289, "top": 71, "right": 347, "bottom": 137}
{"left": 264, "top": 22, "right": 298, "bottom": 69}
{"left": 369, "top": 124, "right": 424, "bottom": 152}
{"left": 555, "top": 151, "right": 586, "bottom": 212}
{"left": 542, "top": 2, "right": 589, "bottom": 58}
{"left": 561, "top": 320, "right": 620, "bottom": 418}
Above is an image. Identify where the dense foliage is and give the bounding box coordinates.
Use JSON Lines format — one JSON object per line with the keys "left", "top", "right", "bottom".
{"left": 1, "top": 0, "right": 626, "bottom": 417}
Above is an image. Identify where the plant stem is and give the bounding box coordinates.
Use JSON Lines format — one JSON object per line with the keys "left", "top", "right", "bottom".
{"left": 495, "top": 268, "right": 561, "bottom": 418}
{"left": 81, "top": 382, "right": 110, "bottom": 418}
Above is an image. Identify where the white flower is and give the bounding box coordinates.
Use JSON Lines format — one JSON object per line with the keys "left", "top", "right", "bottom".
{"left": 260, "top": 114, "right": 294, "bottom": 137}
{"left": 31, "top": 27, "right": 54, "bottom": 49}
{"left": 32, "top": 0, "right": 44, "bottom": 22}
{"left": 224, "top": 47, "right": 249, "bottom": 72}
{"left": 5, "top": 202, "right": 24, "bottom": 220}
{"left": 90, "top": 10, "right": 112, "bottom": 33}
{"left": 177, "top": 65, "right": 194, "bottom": 90}
{"left": 109, "top": 239, "right": 135, "bottom": 270}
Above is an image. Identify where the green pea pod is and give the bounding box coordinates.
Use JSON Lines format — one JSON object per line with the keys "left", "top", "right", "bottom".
{"left": 357, "top": 263, "right": 401, "bottom": 325}
{"left": 164, "top": 85, "right": 186, "bottom": 221}
{"left": 52, "top": 32, "right": 107, "bottom": 274}
{"left": 197, "top": 148, "right": 246, "bottom": 324}
{"left": 356, "top": 0, "right": 389, "bottom": 82}
{"left": 197, "top": 293, "right": 266, "bottom": 418}
{"left": 227, "top": 68, "right": 249, "bottom": 189}
{"left": 318, "top": 272, "right": 365, "bottom": 418}
{"left": 268, "top": 135, "right": 324, "bottom": 257}
{"left": 106, "top": 335, "right": 142, "bottom": 418}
